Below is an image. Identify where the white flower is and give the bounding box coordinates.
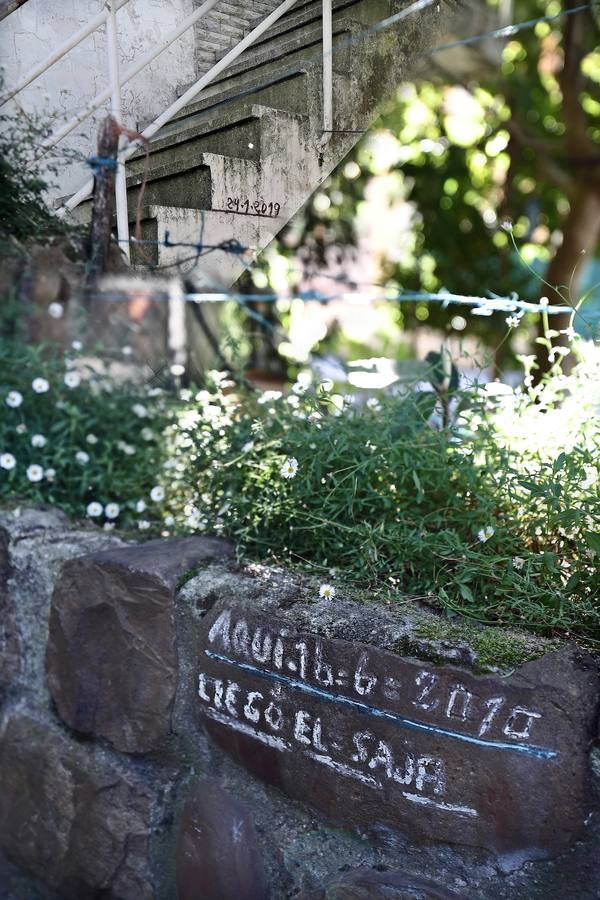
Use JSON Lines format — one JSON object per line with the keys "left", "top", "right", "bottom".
{"left": 287, "top": 394, "right": 300, "bottom": 408}
{"left": 132, "top": 403, "right": 147, "bottom": 418}
{"left": 122, "top": 345, "right": 132, "bottom": 356}
{"left": 164, "top": 514, "right": 175, "bottom": 527}
{"left": 308, "top": 411, "right": 322, "bottom": 425}
{"left": 150, "top": 485, "right": 165, "bottom": 502}
{"left": 241, "top": 441, "right": 255, "bottom": 453}
{"left": 105, "top": 502, "right": 120, "bottom": 519}
{"left": 86, "top": 501, "right": 103, "bottom": 517}
{"left": 0, "top": 453, "right": 16, "bottom": 470}
{"left": 44, "top": 468, "right": 56, "bottom": 481}
{"left": 477, "top": 526, "right": 495, "bottom": 543}
{"left": 32, "top": 378, "right": 49, "bottom": 394}
{"left": 280, "top": 457, "right": 299, "bottom": 479}
{"left": 48, "top": 302, "right": 63, "bottom": 319}
{"left": 86, "top": 433, "right": 98, "bottom": 445}
{"left": 64, "top": 371, "right": 81, "bottom": 389}
{"left": 136, "top": 499, "right": 146, "bottom": 513}
{"left": 124, "top": 444, "right": 135, "bottom": 456}
{"left": 71, "top": 340, "right": 83, "bottom": 351}
{"left": 75, "top": 450, "right": 90, "bottom": 465}
{"left": 505, "top": 315, "right": 521, "bottom": 329}
{"left": 319, "top": 584, "right": 336, "bottom": 600}
{"left": 31, "top": 434, "right": 46, "bottom": 448}
{"left": 512, "top": 556, "right": 525, "bottom": 570}
{"left": 138, "top": 519, "right": 151, "bottom": 530}
{"left": 15, "top": 424, "right": 27, "bottom": 435}
{"left": 366, "top": 397, "right": 381, "bottom": 411}
{"left": 539, "top": 296, "right": 549, "bottom": 308}
{"left": 141, "top": 427, "right": 154, "bottom": 441}
{"left": 6, "top": 390, "right": 23, "bottom": 408}
{"left": 500, "top": 219, "right": 513, "bottom": 232}
{"left": 26, "top": 464, "right": 44, "bottom": 482}
{"left": 258, "top": 390, "right": 282, "bottom": 405}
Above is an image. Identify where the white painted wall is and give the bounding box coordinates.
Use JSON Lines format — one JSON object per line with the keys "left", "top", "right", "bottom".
{"left": 0, "top": 0, "right": 197, "bottom": 200}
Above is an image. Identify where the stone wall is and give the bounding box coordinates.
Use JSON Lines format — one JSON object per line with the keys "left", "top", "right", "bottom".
{"left": 0, "top": 506, "right": 599, "bottom": 899}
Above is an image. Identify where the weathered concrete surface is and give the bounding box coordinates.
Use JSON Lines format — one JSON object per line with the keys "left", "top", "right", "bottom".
{"left": 175, "top": 778, "right": 268, "bottom": 900}
{"left": 0, "top": 710, "right": 156, "bottom": 900}
{"left": 196, "top": 602, "right": 599, "bottom": 856}
{"left": 297, "top": 868, "right": 468, "bottom": 899}
{"left": 46, "top": 535, "right": 233, "bottom": 753}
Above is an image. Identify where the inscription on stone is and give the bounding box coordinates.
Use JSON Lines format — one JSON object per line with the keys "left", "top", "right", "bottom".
{"left": 197, "top": 605, "right": 596, "bottom": 854}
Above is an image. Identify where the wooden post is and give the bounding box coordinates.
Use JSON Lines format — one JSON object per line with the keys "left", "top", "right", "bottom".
{"left": 88, "top": 115, "right": 118, "bottom": 281}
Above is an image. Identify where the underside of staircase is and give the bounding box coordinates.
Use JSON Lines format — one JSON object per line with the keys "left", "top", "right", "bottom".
{"left": 66, "top": 0, "right": 442, "bottom": 293}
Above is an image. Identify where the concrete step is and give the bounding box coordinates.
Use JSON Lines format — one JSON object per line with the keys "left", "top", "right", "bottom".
{"left": 129, "top": 105, "right": 269, "bottom": 172}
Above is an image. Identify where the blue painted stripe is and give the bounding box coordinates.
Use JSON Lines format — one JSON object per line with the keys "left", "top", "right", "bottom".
{"left": 204, "top": 649, "right": 558, "bottom": 761}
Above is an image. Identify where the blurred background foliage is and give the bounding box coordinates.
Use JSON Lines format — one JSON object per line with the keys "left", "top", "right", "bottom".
{"left": 242, "top": 0, "right": 600, "bottom": 375}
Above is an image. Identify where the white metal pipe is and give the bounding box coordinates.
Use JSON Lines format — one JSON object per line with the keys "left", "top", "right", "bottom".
{"left": 322, "top": 0, "right": 333, "bottom": 132}
{"left": 60, "top": 0, "right": 299, "bottom": 214}
{"left": 0, "top": 0, "right": 131, "bottom": 107}
{"left": 40, "top": 0, "right": 221, "bottom": 155}
{"left": 106, "top": 0, "right": 130, "bottom": 261}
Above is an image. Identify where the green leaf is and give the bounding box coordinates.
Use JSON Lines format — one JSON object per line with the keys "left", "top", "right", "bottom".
{"left": 584, "top": 532, "right": 600, "bottom": 553}
{"left": 458, "top": 583, "right": 474, "bottom": 603}
{"left": 553, "top": 452, "right": 567, "bottom": 474}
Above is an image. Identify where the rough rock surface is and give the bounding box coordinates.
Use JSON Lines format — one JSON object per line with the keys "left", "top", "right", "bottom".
{"left": 1, "top": 510, "right": 599, "bottom": 900}
{"left": 176, "top": 778, "right": 268, "bottom": 900}
{"left": 0, "top": 710, "right": 155, "bottom": 900}
{"left": 196, "top": 601, "right": 599, "bottom": 855}
{"left": 45, "top": 535, "right": 233, "bottom": 753}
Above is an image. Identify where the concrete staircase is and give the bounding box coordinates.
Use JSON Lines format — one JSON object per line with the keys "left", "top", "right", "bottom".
{"left": 67, "top": 0, "right": 442, "bottom": 292}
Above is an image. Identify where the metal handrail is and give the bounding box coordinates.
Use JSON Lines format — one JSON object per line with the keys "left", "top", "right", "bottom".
{"left": 3, "top": 0, "right": 334, "bottom": 254}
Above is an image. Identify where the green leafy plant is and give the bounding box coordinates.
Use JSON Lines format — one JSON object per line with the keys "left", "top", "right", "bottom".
{"left": 169, "top": 356, "right": 599, "bottom": 649}
{"left": 0, "top": 339, "right": 179, "bottom": 531}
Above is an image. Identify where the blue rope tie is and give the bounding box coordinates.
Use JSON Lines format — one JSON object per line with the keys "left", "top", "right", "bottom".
{"left": 87, "top": 155, "right": 118, "bottom": 172}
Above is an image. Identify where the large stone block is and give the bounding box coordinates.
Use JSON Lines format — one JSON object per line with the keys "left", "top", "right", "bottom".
{"left": 195, "top": 600, "right": 600, "bottom": 857}
{"left": 45, "top": 535, "right": 233, "bottom": 753}
{"left": 0, "top": 507, "right": 124, "bottom": 702}
{"left": 175, "top": 778, "right": 268, "bottom": 900}
{"left": 0, "top": 711, "right": 155, "bottom": 900}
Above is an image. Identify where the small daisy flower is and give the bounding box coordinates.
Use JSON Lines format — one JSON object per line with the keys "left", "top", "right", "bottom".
{"left": 132, "top": 403, "right": 147, "bottom": 418}
{"left": 242, "top": 441, "right": 255, "bottom": 453}
{"left": 31, "top": 434, "right": 46, "bottom": 448}
{"left": 138, "top": 519, "right": 151, "bottom": 531}
{"left": 287, "top": 394, "right": 300, "bottom": 408}
{"left": 136, "top": 499, "right": 146, "bottom": 513}
{"left": 164, "top": 514, "right": 175, "bottom": 527}
{"left": 477, "top": 526, "right": 495, "bottom": 543}
{"left": 6, "top": 390, "right": 23, "bottom": 408}
{"left": 123, "top": 444, "right": 135, "bottom": 456}
{"left": 512, "top": 556, "right": 525, "bottom": 570}
{"left": 86, "top": 433, "right": 98, "bottom": 445}
{"left": 32, "top": 378, "right": 50, "bottom": 394}
{"left": 64, "top": 371, "right": 81, "bottom": 389}
{"left": 141, "top": 427, "right": 154, "bottom": 441}
{"left": 500, "top": 219, "right": 512, "bottom": 232}
{"left": 105, "top": 502, "right": 120, "bottom": 519}
{"left": 280, "top": 457, "right": 299, "bottom": 479}
{"left": 26, "top": 464, "right": 44, "bottom": 482}
{"left": 15, "top": 424, "right": 27, "bottom": 435}
{"left": 86, "top": 501, "right": 103, "bottom": 517}
{"left": 150, "top": 485, "right": 165, "bottom": 502}
{"left": 505, "top": 315, "right": 521, "bottom": 329}
{"left": 0, "top": 453, "right": 17, "bottom": 470}
{"left": 44, "top": 468, "right": 56, "bottom": 481}
{"left": 48, "top": 302, "right": 63, "bottom": 319}
{"left": 319, "top": 584, "right": 336, "bottom": 600}
{"left": 75, "top": 450, "right": 90, "bottom": 465}
{"left": 71, "top": 340, "right": 83, "bottom": 351}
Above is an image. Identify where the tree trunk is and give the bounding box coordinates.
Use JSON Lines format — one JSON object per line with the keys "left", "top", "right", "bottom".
{"left": 88, "top": 116, "right": 119, "bottom": 284}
